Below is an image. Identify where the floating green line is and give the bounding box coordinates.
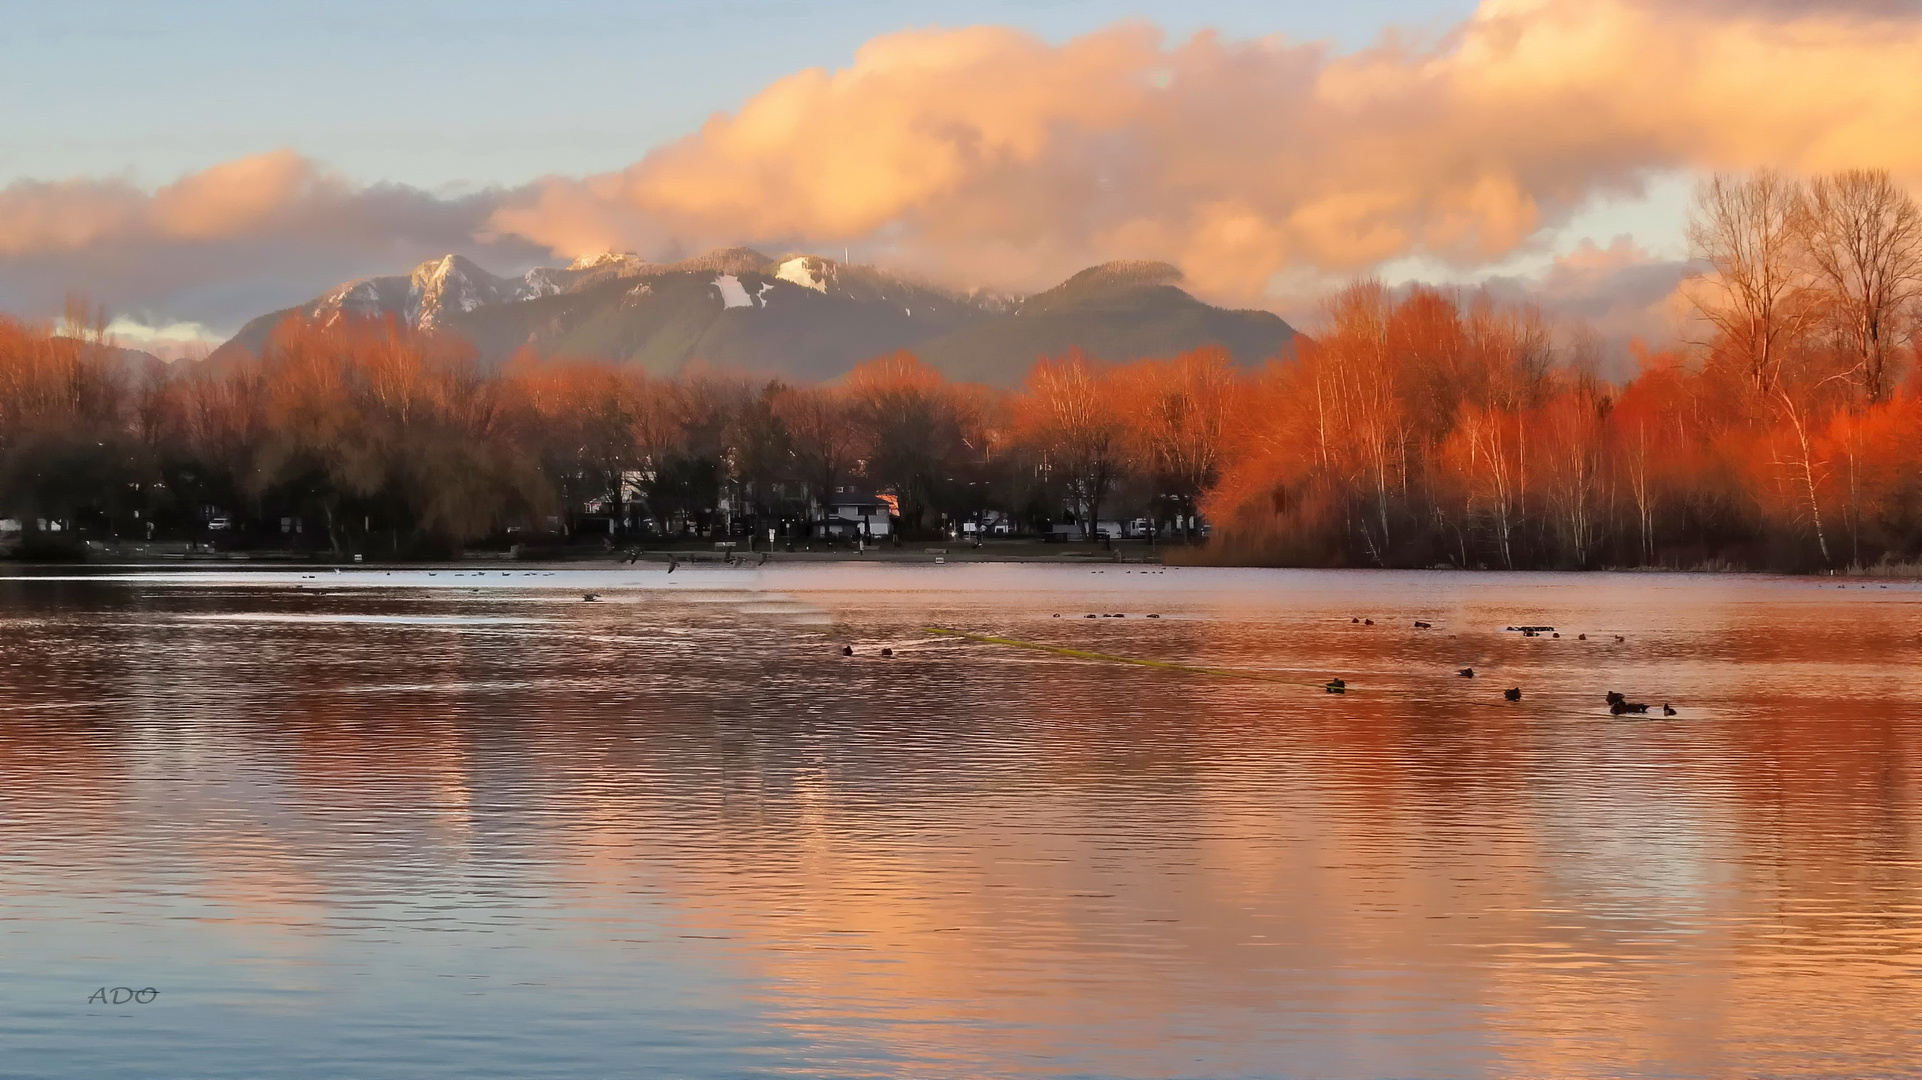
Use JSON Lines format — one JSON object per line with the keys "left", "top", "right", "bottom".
{"left": 922, "top": 626, "right": 1326, "bottom": 689}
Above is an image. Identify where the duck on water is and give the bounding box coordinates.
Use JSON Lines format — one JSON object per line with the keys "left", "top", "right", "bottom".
{"left": 1605, "top": 691, "right": 1677, "bottom": 716}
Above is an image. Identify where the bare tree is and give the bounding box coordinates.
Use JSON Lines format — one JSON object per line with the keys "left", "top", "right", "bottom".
{"left": 776, "top": 384, "right": 863, "bottom": 525}
{"left": 1115, "top": 348, "right": 1239, "bottom": 540}
{"left": 1017, "top": 350, "right": 1124, "bottom": 541}
{"left": 1687, "top": 171, "right": 1814, "bottom": 396}
{"left": 1797, "top": 169, "right": 1922, "bottom": 403}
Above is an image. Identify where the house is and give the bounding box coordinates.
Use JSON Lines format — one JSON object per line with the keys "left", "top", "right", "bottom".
{"left": 960, "top": 510, "right": 1012, "bottom": 537}
{"left": 1049, "top": 519, "right": 1131, "bottom": 541}
{"left": 817, "top": 488, "right": 894, "bottom": 538}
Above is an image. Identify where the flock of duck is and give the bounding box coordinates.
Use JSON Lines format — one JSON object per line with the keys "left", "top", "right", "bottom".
{"left": 1326, "top": 617, "right": 1674, "bottom": 717}
{"left": 832, "top": 611, "right": 1677, "bottom": 717}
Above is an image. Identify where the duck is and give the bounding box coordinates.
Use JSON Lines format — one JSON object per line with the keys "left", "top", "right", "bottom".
{"left": 881, "top": 648, "right": 894, "bottom": 658}
{"left": 1605, "top": 691, "right": 1625, "bottom": 706}
{"left": 1325, "top": 678, "right": 1347, "bottom": 694}
{"left": 1610, "top": 700, "right": 1650, "bottom": 715}
{"left": 1458, "top": 668, "right": 1475, "bottom": 678}
{"left": 582, "top": 593, "right": 601, "bottom": 602}
{"left": 1578, "top": 634, "right": 1587, "bottom": 640}
{"left": 1614, "top": 635, "right": 1625, "bottom": 643}
{"left": 841, "top": 645, "right": 853, "bottom": 656}
{"left": 1363, "top": 619, "right": 1374, "bottom": 626}
{"left": 1414, "top": 620, "right": 1432, "bottom": 629}
{"left": 1503, "top": 688, "right": 1522, "bottom": 701}
{"left": 1662, "top": 703, "right": 1677, "bottom": 716}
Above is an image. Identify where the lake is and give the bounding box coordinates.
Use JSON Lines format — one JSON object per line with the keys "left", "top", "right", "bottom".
{"left": 1, "top": 564, "right": 1919, "bottom": 1079}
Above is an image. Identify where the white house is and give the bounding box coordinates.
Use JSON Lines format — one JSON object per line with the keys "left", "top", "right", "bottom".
{"left": 818, "top": 488, "right": 893, "bottom": 538}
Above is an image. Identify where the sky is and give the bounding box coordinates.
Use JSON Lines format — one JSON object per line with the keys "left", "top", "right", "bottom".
{"left": 3, "top": 0, "right": 1479, "bottom": 190}
{"left": 3, "top": 0, "right": 1918, "bottom": 356}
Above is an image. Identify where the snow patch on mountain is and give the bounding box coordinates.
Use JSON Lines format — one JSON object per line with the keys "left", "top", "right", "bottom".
{"left": 776, "top": 256, "right": 827, "bottom": 293}
{"left": 714, "top": 275, "right": 754, "bottom": 309}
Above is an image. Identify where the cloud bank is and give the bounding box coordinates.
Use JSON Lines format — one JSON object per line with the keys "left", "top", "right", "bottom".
{"left": 0, "top": 151, "right": 545, "bottom": 337}
{"left": 4, "top": 0, "right": 1922, "bottom": 337}
{"left": 489, "top": 0, "right": 1922, "bottom": 300}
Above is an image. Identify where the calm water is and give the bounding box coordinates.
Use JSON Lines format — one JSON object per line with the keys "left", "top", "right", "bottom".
{"left": 1, "top": 564, "right": 1919, "bottom": 1079}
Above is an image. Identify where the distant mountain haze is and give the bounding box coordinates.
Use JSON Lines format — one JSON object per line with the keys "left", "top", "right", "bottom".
{"left": 208, "top": 249, "right": 1296, "bottom": 385}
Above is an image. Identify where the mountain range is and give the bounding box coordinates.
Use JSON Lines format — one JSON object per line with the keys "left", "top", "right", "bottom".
{"left": 209, "top": 248, "right": 1297, "bottom": 386}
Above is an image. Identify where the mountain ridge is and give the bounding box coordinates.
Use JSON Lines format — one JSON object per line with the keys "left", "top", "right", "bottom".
{"left": 209, "top": 249, "right": 1296, "bottom": 386}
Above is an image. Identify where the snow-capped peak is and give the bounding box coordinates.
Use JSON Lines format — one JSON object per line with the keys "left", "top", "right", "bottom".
{"left": 409, "top": 254, "right": 513, "bottom": 328}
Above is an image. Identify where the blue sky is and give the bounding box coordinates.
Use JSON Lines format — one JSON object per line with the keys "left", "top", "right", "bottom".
{"left": 4, "top": 0, "right": 1477, "bottom": 189}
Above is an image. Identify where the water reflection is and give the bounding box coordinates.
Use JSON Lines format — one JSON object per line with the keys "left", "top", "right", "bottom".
{"left": 1, "top": 566, "right": 1919, "bottom": 1078}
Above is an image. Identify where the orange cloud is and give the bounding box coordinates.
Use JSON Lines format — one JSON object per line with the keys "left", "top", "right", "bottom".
{"left": 0, "top": 180, "right": 142, "bottom": 256}
{"left": 147, "top": 150, "right": 324, "bottom": 241}
{"left": 0, "top": 152, "right": 540, "bottom": 330}
{"left": 487, "top": 0, "right": 1922, "bottom": 301}
{"left": 0, "top": 150, "right": 327, "bottom": 254}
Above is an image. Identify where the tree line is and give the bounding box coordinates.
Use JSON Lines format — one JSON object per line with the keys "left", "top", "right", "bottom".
{"left": 1209, "top": 168, "right": 1922, "bottom": 570}
{"left": 3, "top": 167, "right": 1920, "bottom": 570}
{"left": 0, "top": 308, "right": 1236, "bottom": 556}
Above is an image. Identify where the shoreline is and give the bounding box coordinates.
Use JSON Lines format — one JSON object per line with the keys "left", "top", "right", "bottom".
{"left": 5, "top": 549, "right": 1922, "bottom": 580}
{"left": 8, "top": 537, "right": 1922, "bottom": 578}
{"left": 0, "top": 537, "right": 1170, "bottom": 567}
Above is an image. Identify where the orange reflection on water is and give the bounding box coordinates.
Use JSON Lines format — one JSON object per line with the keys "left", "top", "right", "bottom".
{"left": 0, "top": 567, "right": 1918, "bottom": 1077}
